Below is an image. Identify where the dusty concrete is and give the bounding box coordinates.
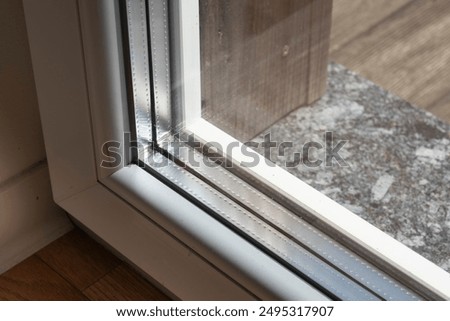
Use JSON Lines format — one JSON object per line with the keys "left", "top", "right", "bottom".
{"left": 254, "top": 63, "right": 450, "bottom": 272}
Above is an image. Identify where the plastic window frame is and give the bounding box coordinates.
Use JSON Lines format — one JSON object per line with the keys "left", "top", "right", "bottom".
{"left": 22, "top": 0, "right": 450, "bottom": 300}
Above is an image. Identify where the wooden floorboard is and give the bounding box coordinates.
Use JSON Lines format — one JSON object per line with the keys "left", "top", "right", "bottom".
{"left": 83, "top": 264, "right": 169, "bottom": 301}
{"left": 0, "top": 256, "right": 87, "bottom": 300}
{"left": 0, "top": 228, "right": 170, "bottom": 301}
{"left": 331, "top": 0, "right": 450, "bottom": 122}
{"left": 36, "top": 229, "right": 121, "bottom": 291}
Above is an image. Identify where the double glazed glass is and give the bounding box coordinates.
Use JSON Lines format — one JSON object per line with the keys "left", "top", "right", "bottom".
{"left": 121, "top": 0, "right": 450, "bottom": 300}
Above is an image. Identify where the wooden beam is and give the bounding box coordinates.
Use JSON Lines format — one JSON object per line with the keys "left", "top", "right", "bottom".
{"left": 200, "top": 0, "right": 333, "bottom": 141}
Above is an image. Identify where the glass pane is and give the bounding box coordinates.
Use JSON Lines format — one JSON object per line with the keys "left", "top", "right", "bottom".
{"left": 197, "top": 0, "right": 450, "bottom": 274}
{"left": 123, "top": 0, "right": 449, "bottom": 299}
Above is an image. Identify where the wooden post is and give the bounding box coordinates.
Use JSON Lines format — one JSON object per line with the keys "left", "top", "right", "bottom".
{"left": 200, "top": 0, "right": 333, "bottom": 141}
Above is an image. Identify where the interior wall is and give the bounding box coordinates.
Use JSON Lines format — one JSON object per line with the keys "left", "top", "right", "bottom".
{"left": 0, "top": 0, "right": 72, "bottom": 273}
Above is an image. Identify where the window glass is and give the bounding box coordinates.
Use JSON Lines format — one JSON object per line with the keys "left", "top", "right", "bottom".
{"left": 197, "top": 0, "right": 450, "bottom": 274}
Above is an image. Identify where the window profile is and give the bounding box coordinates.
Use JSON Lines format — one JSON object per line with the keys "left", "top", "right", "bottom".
{"left": 23, "top": 0, "right": 450, "bottom": 300}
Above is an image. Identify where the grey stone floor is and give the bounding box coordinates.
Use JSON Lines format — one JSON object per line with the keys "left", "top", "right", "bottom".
{"left": 254, "top": 63, "right": 450, "bottom": 273}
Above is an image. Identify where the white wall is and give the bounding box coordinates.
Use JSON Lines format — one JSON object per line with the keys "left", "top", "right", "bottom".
{"left": 0, "top": 0, "right": 72, "bottom": 273}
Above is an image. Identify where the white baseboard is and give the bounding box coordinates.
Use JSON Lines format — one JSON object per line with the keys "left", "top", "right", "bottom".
{"left": 0, "top": 164, "right": 73, "bottom": 274}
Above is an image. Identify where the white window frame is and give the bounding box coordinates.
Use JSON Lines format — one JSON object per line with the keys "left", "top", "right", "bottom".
{"left": 23, "top": 0, "right": 450, "bottom": 300}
